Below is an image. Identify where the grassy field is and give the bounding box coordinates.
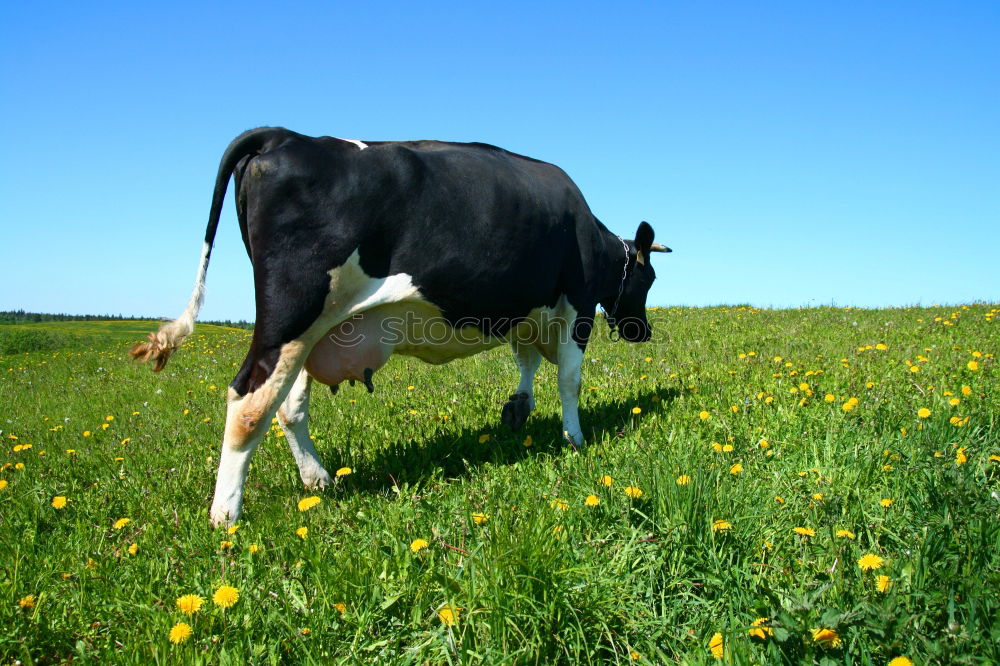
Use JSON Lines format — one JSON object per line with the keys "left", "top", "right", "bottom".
{"left": 1, "top": 307, "right": 998, "bottom": 664}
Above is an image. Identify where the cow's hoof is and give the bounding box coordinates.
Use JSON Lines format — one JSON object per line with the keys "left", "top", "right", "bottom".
{"left": 209, "top": 508, "right": 238, "bottom": 529}
{"left": 501, "top": 392, "right": 532, "bottom": 431}
{"left": 302, "top": 468, "right": 332, "bottom": 489}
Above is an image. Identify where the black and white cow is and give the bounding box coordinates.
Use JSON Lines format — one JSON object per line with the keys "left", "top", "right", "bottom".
{"left": 132, "top": 127, "right": 670, "bottom": 526}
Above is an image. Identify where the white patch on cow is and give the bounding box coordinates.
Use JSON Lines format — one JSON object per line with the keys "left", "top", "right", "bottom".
{"left": 339, "top": 138, "right": 368, "bottom": 150}
{"left": 278, "top": 370, "right": 332, "bottom": 489}
{"left": 306, "top": 251, "right": 501, "bottom": 383}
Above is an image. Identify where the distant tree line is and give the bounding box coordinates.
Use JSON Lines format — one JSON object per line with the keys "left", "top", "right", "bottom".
{"left": 0, "top": 310, "right": 254, "bottom": 329}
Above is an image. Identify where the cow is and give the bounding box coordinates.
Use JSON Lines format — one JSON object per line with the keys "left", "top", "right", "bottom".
{"left": 131, "top": 127, "right": 670, "bottom": 526}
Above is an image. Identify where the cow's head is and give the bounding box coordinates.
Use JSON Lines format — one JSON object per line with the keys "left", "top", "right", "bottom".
{"left": 602, "top": 221, "right": 671, "bottom": 343}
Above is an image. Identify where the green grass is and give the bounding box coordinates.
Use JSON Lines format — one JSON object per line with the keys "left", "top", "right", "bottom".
{"left": 1, "top": 307, "right": 998, "bottom": 664}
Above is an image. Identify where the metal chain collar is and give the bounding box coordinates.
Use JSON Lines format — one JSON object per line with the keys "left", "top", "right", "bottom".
{"left": 602, "top": 236, "right": 630, "bottom": 341}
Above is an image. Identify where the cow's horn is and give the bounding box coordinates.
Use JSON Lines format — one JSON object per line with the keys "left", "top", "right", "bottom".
{"left": 650, "top": 242, "right": 672, "bottom": 253}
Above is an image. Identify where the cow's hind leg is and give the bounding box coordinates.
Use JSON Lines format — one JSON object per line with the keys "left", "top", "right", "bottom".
{"left": 278, "top": 368, "right": 332, "bottom": 489}
{"left": 210, "top": 338, "right": 315, "bottom": 527}
{"left": 501, "top": 342, "right": 541, "bottom": 431}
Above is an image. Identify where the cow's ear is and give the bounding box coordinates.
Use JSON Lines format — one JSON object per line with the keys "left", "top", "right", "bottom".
{"left": 634, "top": 221, "right": 654, "bottom": 265}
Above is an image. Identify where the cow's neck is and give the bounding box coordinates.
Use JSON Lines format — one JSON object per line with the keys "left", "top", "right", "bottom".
{"left": 596, "top": 229, "right": 630, "bottom": 307}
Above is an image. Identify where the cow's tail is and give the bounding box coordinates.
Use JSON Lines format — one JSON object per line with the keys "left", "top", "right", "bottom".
{"left": 131, "top": 128, "right": 275, "bottom": 371}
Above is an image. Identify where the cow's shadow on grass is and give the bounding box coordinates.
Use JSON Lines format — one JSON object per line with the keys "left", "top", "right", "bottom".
{"left": 329, "top": 387, "right": 681, "bottom": 497}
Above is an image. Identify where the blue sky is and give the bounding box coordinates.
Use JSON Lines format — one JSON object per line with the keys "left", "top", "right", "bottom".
{"left": 1, "top": 1, "right": 997, "bottom": 320}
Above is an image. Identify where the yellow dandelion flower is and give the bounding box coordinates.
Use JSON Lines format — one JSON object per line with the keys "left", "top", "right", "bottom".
{"left": 876, "top": 575, "right": 892, "bottom": 593}
{"left": 793, "top": 527, "right": 816, "bottom": 537}
{"left": 699, "top": 410, "right": 711, "bottom": 421}
{"left": 858, "top": 553, "right": 885, "bottom": 571}
{"left": 836, "top": 529, "right": 855, "bottom": 539}
{"left": 917, "top": 408, "right": 931, "bottom": 419}
{"left": 774, "top": 495, "right": 785, "bottom": 504}
{"left": 0, "top": 480, "right": 8, "bottom": 491}
{"left": 51, "top": 496, "right": 67, "bottom": 510}
{"left": 175, "top": 594, "right": 205, "bottom": 615}
{"left": 989, "top": 455, "right": 1000, "bottom": 463}
{"left": 297, "top": 496, "right": 321, "bottom": 512}
{"left": 887, "top": 657, "right": 912, "bottom": 666}
{"left": 880, "top": 498, "right": 893, "bottom": 507}
{"left": 842, "top": 401, "right": 856, "bottom": 412}
{"left": 219, "top": 540, "right": 233, "bottom": 550}
{"left": 584, "top": 494, "right": 600, "bottom": 506}
{"left": 128, "top": 543, "right": 138, "bottom": 555}
{"left": 113, "top": 518, "right": 130, "bottom": 530}
{"left": 335, "top": 467, "right": 352, "bottom": 477}
{"left": 949, "top": 397, "right": 960, "bottom": 406}
{"left": 249, "top": 544, "right": 260, "bottom": 554}
{"left": 168, "top": 622, "right": 192, "bottom": 644}
{"left": 955, "top": 447, "right": 967, "bottom": 466}
{"left": 631, "top": 406, "right": 642, "bottom": 415}
{"left": 810, "top": 628, "right": 841, "bottom": 648}
{"left": 522, "top": 435, "right": 533, "bottom": 447}
{"left": 472, "top": 512, "right": 489, "bottom": 524}
{"left": 18, "top": 594, "right": 36, "bottom": 609}
{"left": 630, "top": 651, "right": 641, "bottom": 660}
{"left": 676, "top": 474, "right": 691, "bottom": 486}
{"left": 410, "top": 538, "right": 429, "bottom": 552}
{"left": 967, "top": 360, "right": 979, "bottom": 371}
{"left": 227, "top": 525, "right": 239, "bottom": 535}
{"left": 598, "top": 474, "right": 613, "bottom": 487}
{"left": 961, "top": 385, "right": 972, "bottom": 395}
{"left": 334, "top": 602, "right": 346, "bottom": 614}
{"left": 722, "top": 444, "right": 734, "bottom": 453}
{"left": 295, "top": 526, "right": 308, "bottom": 539}
{"left": 748, "top": 617, "right": 773, "bottom": 639}
{"left": 729, "top": 463, "right": 742, "bottom": 475}
{"left": 478, "top": 434, "right": 490, "bottom": 443}
{"left": 212, "top": 585, "right": 239, "bottom": 608}
{"left": 709, "top": 632, "right": 724, "bottom": 659}
{"left": 824, "top": 393, "right": 835, "bottom": 403}
{"left": 812, "top": 493, "right": 824, "bottom": 501}
{"left": 624, "top": 486, "right": 643, "bottom": 498}
{"left": 438, "top": 604, "right": 460, "bottom": 626}
{"left": 83, "top": 431, "right": 91, "bottom": 437}
{"left": 712, "top": 519, "right": 732, "bottom": 533}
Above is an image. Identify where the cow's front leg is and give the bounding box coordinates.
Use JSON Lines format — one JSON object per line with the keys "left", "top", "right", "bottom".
{"left": 556, "top": 341, "right": 585, "bottom": 447}
{"left": 210, "top": 341, "right": 310, "bottom": 527}
{"left": 501, "top": 342, "right": 541, "bottom": 431}
{"left": 278, "top": 369, "right": 332, "bottom": 489}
